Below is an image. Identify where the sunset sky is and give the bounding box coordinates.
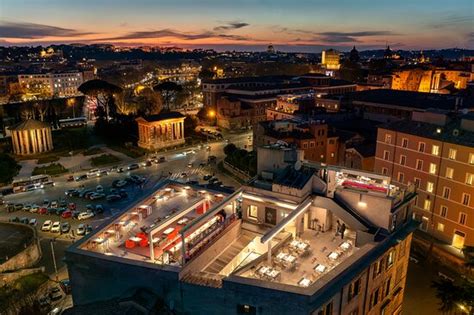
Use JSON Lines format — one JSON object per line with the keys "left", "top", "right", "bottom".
{"left": 1, "top": 0, "right": 473, "bottom": 52}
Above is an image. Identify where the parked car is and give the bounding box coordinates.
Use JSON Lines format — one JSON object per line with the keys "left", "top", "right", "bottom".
{"left": 55, "top": 207, "right": 67, "bottom": 216}
{"left": 89, "top": 193, "right": 105, "bottom": 200}
{"left": 14, "top": 203, "right": 24, "bottom": 211}
{"left": 85, "top": 225, "right": 93, "bottom": 235}
{"left": 99, "top": 169, "right": 109, "bottom": 176}
{"left": 59, "top": 200, "right": 68, "bottom": 208}
{"left": 203, "top": 174, "right": 212, "bottom": 181}
{"left": 61, "top": 211, "right": 73, "bottom": 219}
{"left": 65, "top": 189, "right": 76, "bottom": 196}
{"left": 22, "top": 203, "right": 32, "bottom": 211}
{"left": 50, "top": 200, "right": 58, "bottom": 208}
{"left": 60, "top": 222, "right": 70, "bottom": 234}
{"left": 117, "top": 167, "right": 125, "bottom": 173}
{"left": 67, "top": 175, "right": 74, "bottom": 182}
{"left": 119, "top": 189, "right": 128, "bottom": 198}
{"left": 47, "top": 207, "right": 57, "bottom": 215}
{"left": 78, "top": 211, "right": 94, "bottom": 220}
{"left": 41, "top": 220, "right": 52, "bottom": 231}
{"left": 128, "top": 163, "right": 139, "bottom": 170}
{"left": 208, "top": 155, "right": 217, "bottom": 163}
{"left": 29, "top": 218, "right": 38, "bottom": 226}
{"left": 38, "top": 207, "right": 48, "bottom": 215}
{"left": 9, "top": 217, "right": 20, "bottom": 223}
{"left": 20, "top": 217, "right": 29, "bottom": 224}
{"left": 84, "top": 191, "right": 95, "bottom": 199}
{"left": 68, "top": 203, "right": 76, "bottom": 210}
{"left": 76, "top": 224, "right": 86, "bottom": 235}
{"left": 51, "top": 221, "right": 61, "bottom": 233}
{"left": 30, "top": 204, "right": 40, "bottom": 213}
{"left": 96, "top": 185, "right": 104, "bottom": 193}
{"left": 43, "top": 199, "right": 50, "bottom": 207}
{"left": 157, "top": 156, "right": 166, "bottom": 163}
{"left": 187, "top": 162, "right": 193, "bottom": 168}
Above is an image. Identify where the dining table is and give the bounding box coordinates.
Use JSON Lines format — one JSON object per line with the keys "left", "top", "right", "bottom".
{"left": 163, "top": 227, "right": 175, "bottom": 235}
{"left": 314, "top": 264, "right": 327, "bottom": 273}
{"left": 129, "top": 236, "right": 142, "bottom": 243}
{"left": 340, "top": 241, "right": 351, "bottom": 251}
{"left": 328, "top": 251, "right": 339, "bottom": 260}
{"left": 298, "top": 277, "right": 312, "bottom": 287}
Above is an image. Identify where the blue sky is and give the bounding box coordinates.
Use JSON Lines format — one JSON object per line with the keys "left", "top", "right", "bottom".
{"left": 1, "top": 0, "right": 472, "bottom": 51}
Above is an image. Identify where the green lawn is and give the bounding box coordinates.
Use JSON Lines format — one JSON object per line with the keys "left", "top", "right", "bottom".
{"left": 82, "top": 147, "right": 104, "bottom": 156}
{"left": 109, "top": 145, "right": 146, "bottom": 158}
{"left": 36, "top": 155, "right": 60, "bottom": 164}
{"left": 90, "top": 154, "right": 121, "bottom": 167}
{"left": 32, "top": 163, "right": 68, "bottom": 176}
{"left": 0, "top": 272, "right": 49, "bottom": 311}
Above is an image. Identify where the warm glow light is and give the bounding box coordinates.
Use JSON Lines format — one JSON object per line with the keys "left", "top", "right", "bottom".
{"left": 358, "top": 201, "right": 367, "bottom": 207}
{"left": 208, "top": 110, "right": 216, "bottom": 118}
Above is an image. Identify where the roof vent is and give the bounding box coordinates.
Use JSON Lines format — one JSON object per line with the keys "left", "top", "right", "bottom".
{"left": 452, "top": 129, "right": 460, "bottom": 136}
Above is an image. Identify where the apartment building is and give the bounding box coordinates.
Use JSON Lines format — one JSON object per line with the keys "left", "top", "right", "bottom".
{"left": 374, "top": 111, "right": 474, "bottom": 248}
{"left": 18, "top": 71, "right": 84, "bottom": 97}
{"left": 66, "top": 145, "right": 416, "bottom": 314}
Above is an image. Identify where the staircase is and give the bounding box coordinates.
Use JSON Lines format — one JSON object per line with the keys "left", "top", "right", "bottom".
{"left": 204, "top": 232, "right": 255, "bottom": 274}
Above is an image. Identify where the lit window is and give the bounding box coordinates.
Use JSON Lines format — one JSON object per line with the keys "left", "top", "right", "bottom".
{"left": 440, "top": 206, "right": 448, "bottom": 217}
{"left": 437, "top": 223, "right": 445, "bottom": 232}
{"left": 431, "top": 145, "right": 440, "bottom": 156}
{"left": 423, "top": 199, "right": 431, "bottom": 210}
{"left": 469, "top": 153, "right": 474, "bottom": 165}
{"left": 426, "top": 182, "right": 434, "bottom": 193}
{"left": 418, "top": 142, "right": 425, "bottom": 152}
{"left": 448, "top": 148, "right": 457, "bottom": 160}
{"left": 445, "top": 167, "right": 454, "bottom": 179}
{"left": 387, "top": 251, "right": 395, "bottom": 268}
{"left": 459, "top": 213, "right": 467, "bottom": 225}
{"left": 466, "top": 173, "right": 474, "bottom": 185}
{"left": 401, "top": 138, "right": 408, "bottom": 148}
{"left": 247, "top": 205, "right": 258, "bottom": 219}
{"left": 330, "top": 152, "right": 335, "bottom": 158}
{"left": 429, "top": 163, "right": 437, "bottom": 174}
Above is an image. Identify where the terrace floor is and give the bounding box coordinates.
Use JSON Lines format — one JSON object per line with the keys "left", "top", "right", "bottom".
{"left": 238, "top": 227, "right": 357, "bottom": 287}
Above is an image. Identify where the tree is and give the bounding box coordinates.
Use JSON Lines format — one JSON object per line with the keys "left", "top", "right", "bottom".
{"left": 153, "top": 81, "right": 183, "bottom": 111}
{"left": 198, "top": 68, "right": 215, "bottom": 80}
{"left": 462, "top": 246, "right": 474, "bottom": 273}
{"left": 78, "top": 79, "right": 122, "bottom": 122}
{"left": 0, "top": 153, "right": 21, "bottom": 184}
{"left": 432, "top": 279, "right": 474, "bottom": 314}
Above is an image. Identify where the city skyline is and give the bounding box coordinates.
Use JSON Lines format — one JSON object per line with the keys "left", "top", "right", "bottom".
{"left": 1, "top": 0, "right": 473, "bottom": 52}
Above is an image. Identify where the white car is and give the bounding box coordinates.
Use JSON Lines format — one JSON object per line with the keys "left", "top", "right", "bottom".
{"left": 51, "top": 221, "right": 61, "bottom": 233}
{"left": 78, "top": 211, "right": 94, "bottom": 220}
{"left": 41, "top": 220, "right": 52, "bottom": 231}
{"left": 76, "top": 224, "right": 86, "bottom": 236}
{"left": 29, "top": 218, "right": 38, "bottom": 227}
{"left": 87, "top": 169, "right": 99, "bottom": 177}
{"left": 30, "top": 204, "right": 40, "bottom": 213}
{"left": 115, "top": 180, "right": 127, "bottom": 188}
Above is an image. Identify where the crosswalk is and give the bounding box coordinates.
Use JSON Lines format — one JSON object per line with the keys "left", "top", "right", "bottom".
{"left": 167, "top": 165, "right": 207, "bottom": 180}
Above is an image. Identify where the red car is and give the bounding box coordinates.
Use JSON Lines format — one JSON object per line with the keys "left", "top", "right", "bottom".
{"left": 38, "top": 207, "right": 48, "bottom": 215}
{"left": 61, "top": 211, "right": 72, "bottom": 219}
{"left": 68, "top": 203, "right": 76, "bottom": 210}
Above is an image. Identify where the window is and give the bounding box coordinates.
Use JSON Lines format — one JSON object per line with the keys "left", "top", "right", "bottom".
{"left": 382, "top": 167, "right": 388, "bottom": 175}
{"left": 431, "top": 145, "right": 440, "bottom": 156}
{"left": 416, "top": 159, "right": 423, "bottom": 170}
{"left": 237, "top": 304, "right": 256, "bottom": 314}
{"left": 429, "top": 163, "right": 437, "bottom": 174}
{"left": 303, "top": 143, "right": 308, "bottom": 149}
{"left": 370, "top": 287, "right": 380, "bottom": 309}
{"left": 348, "top": 278, "right": 361, "bottom": 301}
{"left": 442, "top": 187, "right": 451, "bottom": 199}
{"left": 445, "top": 167, "right": 454, "bottom": 179}
{"left": 402, "top": 138, "right": 408, "bottom": 148}
{"left": 397, "top": 172, "right": 404, "bottom": 183}
{"left": 387, "top": 251, "right": 395, "bottom": 268}
{"left": 466, "top": 173, "right": 474, "bottom": 185}
{"left": 437, "top": 223, "right": 445, "bottom": 232}
{"left": 414, "top": 177, "right": 421, "bottom": 188}
{"left": 317, "top": 301, "right": 334, "bottom": 315}
{"left": 384, "top": 277, "right": 392, "bottom": 298}
{"left": 247, "top": 205, "right": 258, "bottom": 219}
{"left": 383, "top": 150, "right": 390, "bottom": 160}
{"left": 424, "top": 199, "right": 431, "bottom": 211}
{"left": 469, "top": 153, "right": 474, "bottom": 164}
{"left": 310, "top": 141, "right": 315, "bottom": 148}
{"left": 459, "top": 213, "right": 467, "bottom": 225}
{"left": 448, "top": 148, "right": 457, "bottom": 160}
{"left": 418, "top": 142, "right": 425, "bottom": 152}
{"left": 462, "top": 193, "right": 471, "bottom": 206}
{"left": 426, "top": 182, "right": 434, "bottom": 193}
{"left": 373, "top": 259, "right": 384, "bottom": 279}
{"left": 440, "top": 206, "right": 448, "bottom": 217}
{"left": 399, "top": 155, "right": 406, "bottom": 165}
{"left": 385, "top": 134, "right": 392, "bottom": 144}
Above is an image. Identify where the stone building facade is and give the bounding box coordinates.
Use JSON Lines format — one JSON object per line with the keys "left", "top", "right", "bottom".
{"left": 136, "top": 112, "right": 185, "bottom": 151}
{"left": 9, "top": 119, "right": 53, "bottom": 155}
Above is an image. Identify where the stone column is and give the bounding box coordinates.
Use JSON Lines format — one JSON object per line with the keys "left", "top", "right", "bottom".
{"left": 36, "top": 129, "right": 43, "bottom": 152}
{"left": 23, "top": 130, "right": 30, "bottom": 154}
{"left": 41, "top": 128, "right": 46, "bottom": 151}
{"left": 181, "top": 121, "right": 184, "bottom": 139}
{"left": 47, "top": 128, "right": 53, "bottom": 151}
{"left": 30, "top": 129, "right": 37, "bottom": 154}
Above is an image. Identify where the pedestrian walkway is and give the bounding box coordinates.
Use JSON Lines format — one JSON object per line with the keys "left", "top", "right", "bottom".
{"left": 167, "top": 165, "right": 206, "bottom": 180}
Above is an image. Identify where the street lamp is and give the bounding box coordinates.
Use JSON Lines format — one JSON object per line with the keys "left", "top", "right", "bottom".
{"left": 208, "top": 109, "right": 217, "bottom": 126}
{"left": 67, "top": 98, "right": 76, "bottom": 118}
